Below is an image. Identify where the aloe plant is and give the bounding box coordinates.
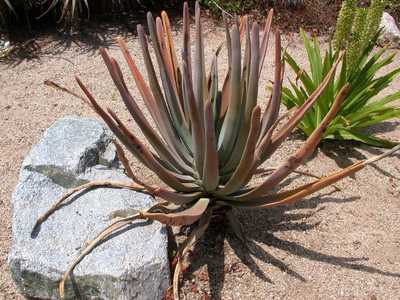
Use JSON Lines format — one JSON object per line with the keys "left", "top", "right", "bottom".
{"left": 283, "top": 29, "right": 400, "bottom": 148}
{"left": 36, "top": 2, "right": 400, "bottom": 299}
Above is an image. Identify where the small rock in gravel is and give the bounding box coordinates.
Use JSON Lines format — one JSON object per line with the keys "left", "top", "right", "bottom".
{"left": 378, "top": 12, "right": 400, "bottom": 48}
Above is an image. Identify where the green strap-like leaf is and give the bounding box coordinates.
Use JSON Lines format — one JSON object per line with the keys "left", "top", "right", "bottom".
{"left": 221, "top": 23, "right": 261, "bottom": 173}
{"left": 182, "top": 60, "right": 205, "bottom": 179}
{"left": 350, "top": 108, "right": 400, "bottom": 130}
{"left": 348, "top": 91, "right": 400, "bottom": 121}
{"left": 263, "top": 52, "right": 344, "bottom": 161}
{"left": 202, "top": 101, "right": 219, "bottom": 192}
{"left": 284, "top": 51, "right": 315, "bottom": 94}
{"left": 335, "top": 129, "right": 398, "bottom": 148}
{"left": 217, "top": 106, "right": 261, "bottom": 196}
{"left": 218, "top": 25, "right": 242, "bottom": 160}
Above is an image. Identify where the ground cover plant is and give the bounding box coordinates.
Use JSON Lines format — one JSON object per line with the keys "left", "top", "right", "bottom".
{"left": 282, "top": 0, "right": 400, "bottom": 148}
{"left": 34, "top": 2, "right": 400, "bottom": 299}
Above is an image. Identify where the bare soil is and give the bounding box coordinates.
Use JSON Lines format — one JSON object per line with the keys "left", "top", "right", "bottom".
{"left": 1, "top": 20, "right": 400, "bottom": 300}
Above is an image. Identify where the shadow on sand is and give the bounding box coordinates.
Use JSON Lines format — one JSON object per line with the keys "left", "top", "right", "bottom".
{"left": 1, "top": 6, "right": 185, "bottom": 67}
{"left": 185, "top": 193, "right": 400, "bottom": 299}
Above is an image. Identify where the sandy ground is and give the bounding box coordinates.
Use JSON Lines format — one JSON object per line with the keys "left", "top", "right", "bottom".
{"left": 0, "top": 20, "right": 400, "bottom": 300}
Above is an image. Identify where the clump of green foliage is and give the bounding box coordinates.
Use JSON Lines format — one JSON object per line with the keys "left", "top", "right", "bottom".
{"left": 335, "top": 0, "right": 387, "bottom": 65}
{"left": 333, "top": 0, "right": 357, "bottom": 50}
{"left": 282, "top": 0, "right": 400, "bottom": 148}
{"left": 345, "top": 7, "right": 367, "bottom": 65}
{"left": 35, "top": 2, "right": 400, "bottom": 299}
{"left": 363, "top": 0, "right": 387, "bottom": 44}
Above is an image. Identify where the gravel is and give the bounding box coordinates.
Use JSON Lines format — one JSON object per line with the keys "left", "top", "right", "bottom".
{"left": 1, "top": 19, "right": 399, "bottom": 299}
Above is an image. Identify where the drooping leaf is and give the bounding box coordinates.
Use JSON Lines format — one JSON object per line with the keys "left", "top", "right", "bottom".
{"left": 234, "top": 84, "right": 351, "bottom": 201}
{"left": 172, "top": 207, "right": 213, "bottom": 300}
{"left": 141, "top": 198, "right": 210, "bottom": 226}
{"left": 335, "top": 129, "right": 398, "bottom": 148}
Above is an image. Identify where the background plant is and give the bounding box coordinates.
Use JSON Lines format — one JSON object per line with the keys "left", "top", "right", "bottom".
{"left": 282, "top": 0, "right": 400, "bottom": 148}
{"left": 333, "top": 0, "right": 356, "bottom": 50}
{"left": 0, "top": 0, "right": 325, "bottom": 28}
{"left": 0, "top": 0, "right": 178, "bottom": 27}
{"left": 334, "top": 0, "right": 387, "bottom": 59}
{"left": 33, "top": 2, "right": 400, "bottom": 299}
{"left": 200, "top": 0, "right": 264, "bottom": 15}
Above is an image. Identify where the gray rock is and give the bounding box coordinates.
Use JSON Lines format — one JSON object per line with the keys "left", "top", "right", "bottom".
{"left": 8, "top": 116, "right": 170, "bottom": 300}
{"left": 23, "top": 116, "right": 118, "bottom": 188}
{"left": 378, "top": 12, "right": 400, "bottom": 48}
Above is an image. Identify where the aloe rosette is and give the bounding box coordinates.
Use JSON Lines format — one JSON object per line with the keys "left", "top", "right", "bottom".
{"left": 36, "top": 2, "right": 400, "bottom": 299}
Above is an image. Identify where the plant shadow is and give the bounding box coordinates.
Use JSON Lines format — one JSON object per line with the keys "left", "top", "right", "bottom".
{"left": 1, "top": 6, "right": 184, "bottom": 67}
{"left": 363, "top": 120, "right": 400, "bottom": 136}
{"left": 286, "top": 123, "right": 400, "bottom": 181}
{"left": 185, "top": 193, "right": 400, "bottom": 299}
{"left": 319, "top": 139, "right": 400, "bottom": 180}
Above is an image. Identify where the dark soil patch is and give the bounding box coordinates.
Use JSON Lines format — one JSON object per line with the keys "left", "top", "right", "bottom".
{"left": 272, "top": 0, "right": 342, "bottom": 35}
